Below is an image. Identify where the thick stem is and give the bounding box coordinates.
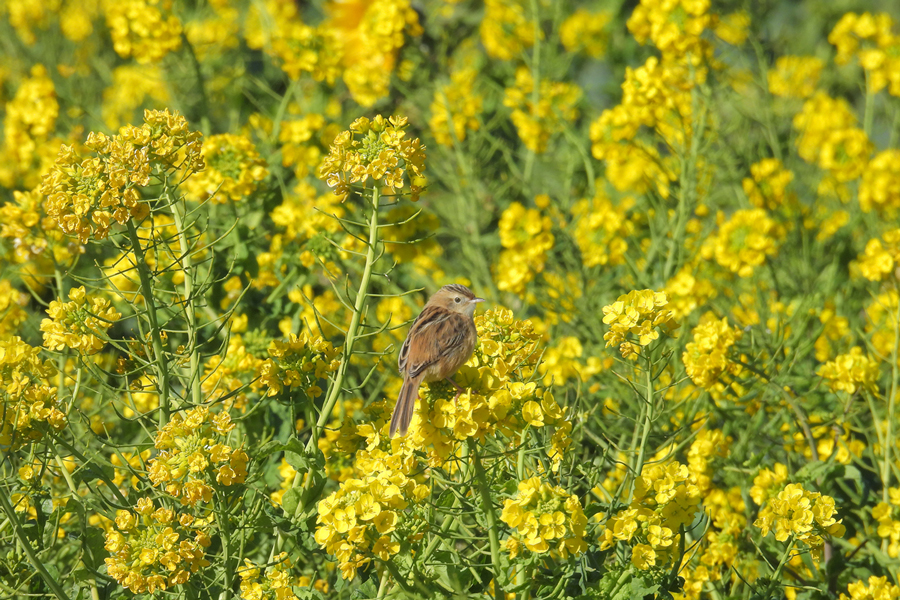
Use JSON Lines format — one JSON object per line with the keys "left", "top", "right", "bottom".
{"left": 0, "top": 489, "right": 70, "bottom": 600}
{"left": 469, "top": 439, "right": 504, "bottom": 600}
{"left": 293, "top": 187, "right": 381, "bottom": 511}
{"left": 630, "top": 362, "right": 655, "bottom": 499}
{"left": 167, "top": 190, "right": 202, "bottom": 407}
{"left": 126, "top": 220, "right": 170, "bottom": 427}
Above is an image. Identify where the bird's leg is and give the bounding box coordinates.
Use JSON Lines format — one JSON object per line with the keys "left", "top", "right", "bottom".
{"left": 445, "top": 376, "right": 465, "bottom": 403}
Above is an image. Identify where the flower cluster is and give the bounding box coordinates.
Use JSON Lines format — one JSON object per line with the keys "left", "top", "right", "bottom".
{"left": 627, "top": 0, "right": 715, "bottom": 61}
{"left": 0, "top": 64, "right": 60, "bottom": 190}
{"left": 147, "top": 407, "right": 249, "bottom": 505}
{"left": 500, "top": 476, "right": 587, "bottom": 557}
{"left": 794, "top": 93, "right": 872, "bottom": 183}
{"left": 701, "top": 209, "right": 784, "bottom": 277}
{"left": 682, "top": 316, "right": 743, "bottom": 392}
{"left": 570, "top": 192, "right": 633, "bottom": 268}
{"left": 318, "top": 115, "right": 427, "bottom": 201}
{"left": 859, "top": 150, "right": 900, "bottom": 216}
{"left": 479, "top": 0, "right": 534, "bottom": 60}
{"left": 742, "top": 159, "right": 797, "bottom": 213}
{"left": 503, "top": 66, "right": 581, "bottom": 154}
{"left": 767, "top": 56, "right": 824, "bottom": 98}
{"left": 602, "top": 290, "right": 678, "bottom": 359}
{"left": 839, "top": 577, "right": 900, "bottom": 600}
{"left": 104, "top": 498, "right": 211, "bottom": 594}
{"left": 429, "top": 68, "right": 483, "bottom": 147}
{"left": 871, "top": 487, "right": 900, "bottom": 558}
{"left": 315, "top": 467, "right": 428, "bottom": 580}
{"left": 817, "top": 347, "right": 879, "bottom": 394}
{"left": 184, "top": 134, "right": 268, "bottom": 203}
{"left": 105, "top": 0, "right": 183, "bottom": 64}
{"left": 495, "top": 199, "right": 555, "bottom": 294}
{"left": 40, "top": 286, "right": 120, "bottom": 355}
{"left": 0, "top": 280, "right": 29, "bottom": 337}
{"left": 601, "top": 462, "right": 702, "bottom": 570}
{"left": 42, "top": 109, "right": 204, "bottom": 242}
{"left": 560, "top": 10, "right": 612, "bottom": 57}
{"left": 239, "top": 553, "right": 310, "bottom": 600}
{"left": 753, "top": 483, "right": 845, "bottom": 552}
{"left": 829, "top": 12, "right": 900, "bottom": 96}
{"left": 0, "top": 337, "right": 64, "bottom": 449}
{"left": 0, "top": 186, "right": 79, "bottom": 277}
{"left": 256, "top": 332, "right": 340, "bottom": 399}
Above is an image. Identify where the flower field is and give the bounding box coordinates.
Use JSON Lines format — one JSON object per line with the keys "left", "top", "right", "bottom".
{"left": 1, "top": 0, "right": 900, "bottom": 598}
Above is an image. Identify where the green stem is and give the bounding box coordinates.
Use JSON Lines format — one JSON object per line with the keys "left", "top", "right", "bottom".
{"left": 631, "top": 362, "right": 655, "bottom": 499}
{"left": 758, "top": 538, "right": 795, "bottom": 600}
{"left": 469, "top": 439, "right": 504, "bottom": 600}
{"left": 125, "top": 220, "right": 170, "bottom": 427}
{"left": 882, "top": 285, "right": 899, "bottom": 513}
{"left": 0, "top": 489, "right": 70, "bottom": 600}
{"left": 167, "top": 189, "right": 202, "bottom": 407}
{"left": 294, "top": 187, "right": 381, "bottom": 509}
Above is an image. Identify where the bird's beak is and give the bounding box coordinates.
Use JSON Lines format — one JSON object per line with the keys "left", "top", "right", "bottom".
{"left": 472, "top": 297, "right": 485, "bottom": 303}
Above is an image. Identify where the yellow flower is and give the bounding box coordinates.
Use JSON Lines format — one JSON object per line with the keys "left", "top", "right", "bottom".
{"left": 429, "top": 68, "right": 483, "bottom": 146}
{"left": 839, "top": 577, "right": 900, "bottom": 600}
{"left": 480, "top": 0, "right": 535, "bottom": 60}
{"left": 767, "top": 56, "right": 824, "bottom": 98}
{"left": 40, "top": 286, "right": 119, "bottom": 355}
{"left": 184, "top": 134, "right": 268, "bottom": 203}
{"left": 754, "top": 483, "right": 845, "bottom": 549}
{"left": 318, "top": 115, "right": 427, "bottom": 201}
{"left": 602, "top": 290, "right": 678, "bottom": 358}
{"left": 560, "top": 9, "right": 612, "bottom": 57}
{"left": 105, "top": 0, "right": 183, "bottom": 64}
{"left": 503, "top": 66, "right": 581, "bottom": 154}
{"left": 701, "top": 209, "right": 784, "bottom": 277}
{"left": 682, "top": 316, "right": 743, "bottom": 391}
{"left": 817, "top": 347, "right": 879, "bottom": 394}
{"left": 500, "top": 476, "right": 587, "bottom": 558}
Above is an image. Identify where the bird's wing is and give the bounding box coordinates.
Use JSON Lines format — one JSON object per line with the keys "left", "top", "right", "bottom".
{"left": 402, "top": 306, "right": 468, "bottom": 379}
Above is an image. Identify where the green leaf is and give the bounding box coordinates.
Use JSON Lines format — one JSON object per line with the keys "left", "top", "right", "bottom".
{"left": 281, "top": 487, "right": 302, "bottom": 516}
{"left": 350, "top": 579, "right": 378, "bottom": 599}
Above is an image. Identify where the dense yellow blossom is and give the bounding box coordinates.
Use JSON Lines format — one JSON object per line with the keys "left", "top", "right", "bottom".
{"left": 0, "top": 337, "right": 65, "bottom": 449}
{"left": 257, "top": 333, "right": 340, "bottom": 399}
{"left": 859, "top": 150, "right": 900, "bottom": 215}
{"left": 830, "top": 12, "right": 900, "bottom": 96}
{"left": 872, "top": 488, "right": 900, "bottom": 558}
{"left": 570, "top": 193, "right": 633, "bottom": 268}
{"left": 318, "top": 115, "right": 426, "bottom": 201}
{"left": 682, "top": 316, "right": 742, "bottom": 391}
{"left": 840, "top": 576, "right": 900, "bottom": 600}
{"left": 104, "top": 498, "right": 211, "bottom": 593}
{"left": 184, "top": 134, "right": 268, "bottom": 203}
{"left": 105, "top": 0, "right": 183, "bottom": 64}
{"left": 315, "top": 467, "right": 427, "bottom": 580}
{"left": 500, "top": 476, "right": 587, "bottom": 557}
{"left": 817, "top": 347, "right": 879, "bottom": 394}
{"left": 147, "top": 407, "right": 248, "bottom": 504}
{"left": 767, "top": 56, "right": 824, "bottom": 98}
{"left": 503, "top": 67, "right": 581, "bottom": 154}
{"left": 742, "top": 158, "right": 797, "bottom": 213}
{"left": 560, "top": 10, "right": 612, "bottom": 58}
{"left": 40, "top": 286, "right": 120, "bottom": 354}
{"left": 601, "top": 462, "right": 701, "bottom": 569}
{"left": 480, "top": 0, "right": 534, "bottom": 60}
{"left": 602, "top": 290, "right": 678, "bottom": 359}
{"left": 239, "top": 553, "right": 317, "bottom": 600}
{"left": 794, "top": 93, "right": 872, "bottom": 181}
{"left": 43, "top": 109, "right": 203, "bottom": 243}
{"left": 494, "top": 200, "right": 554, "bottom": 294}
{"left": 429, "top": 68, "right": 483, "bottom": 146}
{"left": 754, "top": 482, "right": 844, "bottom": 552}
{"left": 701, "top": 209, "right": 784, "bottom": 277}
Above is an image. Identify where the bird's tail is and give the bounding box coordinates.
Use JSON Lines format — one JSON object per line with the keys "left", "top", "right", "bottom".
{"left": 390, "top": 376, "right": 422, "bottom": 438}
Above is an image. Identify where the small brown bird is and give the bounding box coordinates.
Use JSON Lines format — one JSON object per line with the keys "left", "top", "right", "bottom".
{"left": 390, "top": 284, "right": 485, "bottom": 437}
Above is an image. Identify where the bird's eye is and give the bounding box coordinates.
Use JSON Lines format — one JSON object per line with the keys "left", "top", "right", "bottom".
{"left": 455, "top": 297, "right": 461, "bottom": 303}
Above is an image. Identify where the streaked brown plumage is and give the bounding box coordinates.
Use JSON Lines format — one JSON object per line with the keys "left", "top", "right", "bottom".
{"left": 389, "top": 284, "right": 485, "bottom": 437}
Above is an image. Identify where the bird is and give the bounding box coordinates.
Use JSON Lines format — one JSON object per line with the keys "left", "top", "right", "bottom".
{"left": 389, "top": 284, "right": 485, "bottom": 438}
